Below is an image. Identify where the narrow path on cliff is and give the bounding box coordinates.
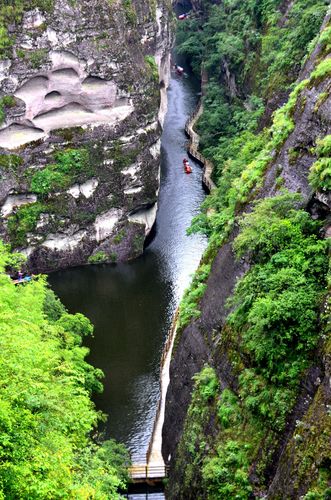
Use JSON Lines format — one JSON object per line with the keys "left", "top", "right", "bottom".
{"left": 49, "top": 64, "right": 206, "bottom": 464}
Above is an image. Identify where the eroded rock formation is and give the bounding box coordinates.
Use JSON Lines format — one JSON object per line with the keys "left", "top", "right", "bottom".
{"left": 0, "top": 0, "right": 172, "bottom": 271}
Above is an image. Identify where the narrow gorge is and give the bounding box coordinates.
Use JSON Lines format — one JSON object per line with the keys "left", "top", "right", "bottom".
{"left": 0, "top": 0, "right": 330, "bottom": 499}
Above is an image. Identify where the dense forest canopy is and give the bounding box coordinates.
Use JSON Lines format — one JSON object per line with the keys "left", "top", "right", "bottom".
{"left": 0, "top": 242, "right": 129, "bottom": 499}
{"left": 177, "top": 0, "right": 329, "bottom": 164}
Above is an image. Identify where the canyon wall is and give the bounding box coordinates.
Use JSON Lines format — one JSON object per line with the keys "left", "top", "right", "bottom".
{"left": 163, "top": 3, "right": 331, "bottom": 498}
{"left": 0, "top": 0, "right": 172, "bottom": 271}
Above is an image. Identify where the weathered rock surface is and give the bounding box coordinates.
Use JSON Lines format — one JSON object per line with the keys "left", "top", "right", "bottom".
{"left": 0, "top": 0, "right": 172, "bottom": 271}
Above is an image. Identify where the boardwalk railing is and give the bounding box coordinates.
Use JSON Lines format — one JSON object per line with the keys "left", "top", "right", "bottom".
{"left": 185, "top": 101, "right": 216, "bottom": 193}
{"left": 129, "top": 463, "right": 169, "bottom": 481}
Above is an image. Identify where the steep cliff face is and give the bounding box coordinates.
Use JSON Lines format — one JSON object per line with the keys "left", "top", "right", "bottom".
{"left": 163, "top": 4, "right": 331, "bottom": 498}
{"left": 0, "top": 0, "right": 172, "bottom": 272}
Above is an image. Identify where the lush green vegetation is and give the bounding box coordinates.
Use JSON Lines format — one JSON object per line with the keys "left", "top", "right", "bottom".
{"left": 175, "top": 190, "right": 329, "bottom": 496}
{"left": 229, "top": 193, "right": 328, "bottom": 429}
{"left": 172, "top": 366, "right": 256, "bottom": 499}
{"left": 309, "top": 135, "right": 331, "bottom": 191}
{"left": 310, "top": 57, "right": 331, "bottom": 84}
{"left": 177, "top": 74, "right": 312, "bottom": 331}
{"left": 88, "top": 251, "right": 108, "bottom": 264}
{"left": 31, "top": 148, "right": 91, "bottom": 195}
{"left": 28, "top": 48, "right": 48, "bottom": 68}
{"left": 0, "top": 242, "right": 129, "bottom": 498}
{"left": 144, "top": 55, "right": 159, "bottom": 81}
{"left": 0, "top": 153, "right": 23, "bottom": 171}
{"left": 176, "top": 7, "right": 331, "bottom": 332}
{"left": 0, "top": 95, "right": 16, "bottom": 124}
{"left": 0, "top": 1, "right": 53, "bottom": 58}
{"left": 176, "top": 0, "right": 329, "bottom": 166}
{"left": 7, "top": 202, "right": 46, "bottom": 247}
{"left": 177, "top": 263, "right": 210, "bottom": 332}
{"left": 172, "top": 0, "right": 331, "bottom": 497}
{"left": 188, "top": 76, "right": 308, "bottom": 244}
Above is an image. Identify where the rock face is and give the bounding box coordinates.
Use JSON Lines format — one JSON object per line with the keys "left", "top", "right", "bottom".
{"left": 162, "top": 9, "right": 331, "bottom": 499}
{"left": 0, "top": 0, "right": 172, "bottom": 272}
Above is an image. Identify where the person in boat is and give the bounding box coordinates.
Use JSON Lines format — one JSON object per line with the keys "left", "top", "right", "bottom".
{"left": 175, "top": 65, "right": 184, "bottom": 75}
{"left": 18, "top": 270, "right": 23, "bottom": 281}
{"left": 13, "top": 273, "right": 33, "bottom": 285}
{"left": 184, "top": 162, "right": 192, "bottom": 174}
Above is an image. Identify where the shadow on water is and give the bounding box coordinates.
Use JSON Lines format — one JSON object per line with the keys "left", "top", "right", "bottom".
{"left": 49, "top": 57, "right": 206, "bottom": 464}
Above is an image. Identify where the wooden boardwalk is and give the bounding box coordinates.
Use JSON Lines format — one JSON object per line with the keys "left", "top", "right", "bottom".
{"left": 185, "top": 101, "right": 216, "bottom": 193}
{"left": 129, "top": 462, "right": 168, "bottom": 483}
{"left": 128, "top": 316, "right": 179, "bottom": 486}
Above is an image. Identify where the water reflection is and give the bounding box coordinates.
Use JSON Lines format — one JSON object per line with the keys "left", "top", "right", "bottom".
{"left": 49, "top": 71, "right": 207, "bottom": 458}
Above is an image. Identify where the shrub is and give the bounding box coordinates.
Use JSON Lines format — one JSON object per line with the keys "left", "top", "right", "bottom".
{"left": 193, "top": 366, "right": 219, "bottom": 402}
{"left": 43, "top": 288, "right": 66, "bottom": 322}
{"left": 28, "top": 48, "right": 48, "bottom": 68}
{"left": 7, "top": 202, "right": 46, "bottom": 247}
{"left": 0, "top": 154, "right": 23, "bottom": 170}
{"left": 309, "top": 135, "right": 331, "bottom": 191}
{"left": 145, "top": 55, "right": 159, "bottom": 81}
{"left": 271, "top": 79, "right": 308, "bottom": 148}
{"left": 319, "top": 24, "right": 331, "bottom": 53}
{"left": 1, "top": 95, "right": 15, "bottom": 107}
{"left": 88, "top": 251, "right": 108, "bottom": 264}
{"left": 202, "top": 441, "right": 252, "bottom": 499}
{"left": 31, "top": 167, "right": 68, "bottom": 193}
{"left": 228, "top": 193, "right": 329, "bottom": 429}
{"left": 0, "top": 242, "right": 129, "bottom": 498}
{"left": 113, "top": 228, "right": 126, "bottom": 244}
{"left": 177, "top": 263, "right": 211, "bottom": 331}
{"left": 31, "top": 148, "right": 91, "bottom": 195}
{"left": 0, "top": 95, "right": 16, "bottom": 124}
{"left": 217, "top": 389, "right": 241, "bottom": 429}
{"left": 310, "top": 58, "right": 331, "bottom": 84}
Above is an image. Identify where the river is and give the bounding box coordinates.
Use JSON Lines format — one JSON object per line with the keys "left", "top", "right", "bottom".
{"left": 49, "top": 62, "right": 206, "bottom": 474}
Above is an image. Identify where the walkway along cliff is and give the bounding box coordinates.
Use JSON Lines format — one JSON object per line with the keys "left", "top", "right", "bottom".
{"left": 185, "top": 100, "right": 216, "bottom": 193}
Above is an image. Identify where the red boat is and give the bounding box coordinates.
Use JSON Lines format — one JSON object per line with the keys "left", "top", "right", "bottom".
{"left": 183, "top": 158, "right": 192, "bottom": 174}
{"left": 178, "top": 13, "right": 189, "bottom": 20}
{"left": 175, "top": 65, "right": 184, "bottom": 75}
